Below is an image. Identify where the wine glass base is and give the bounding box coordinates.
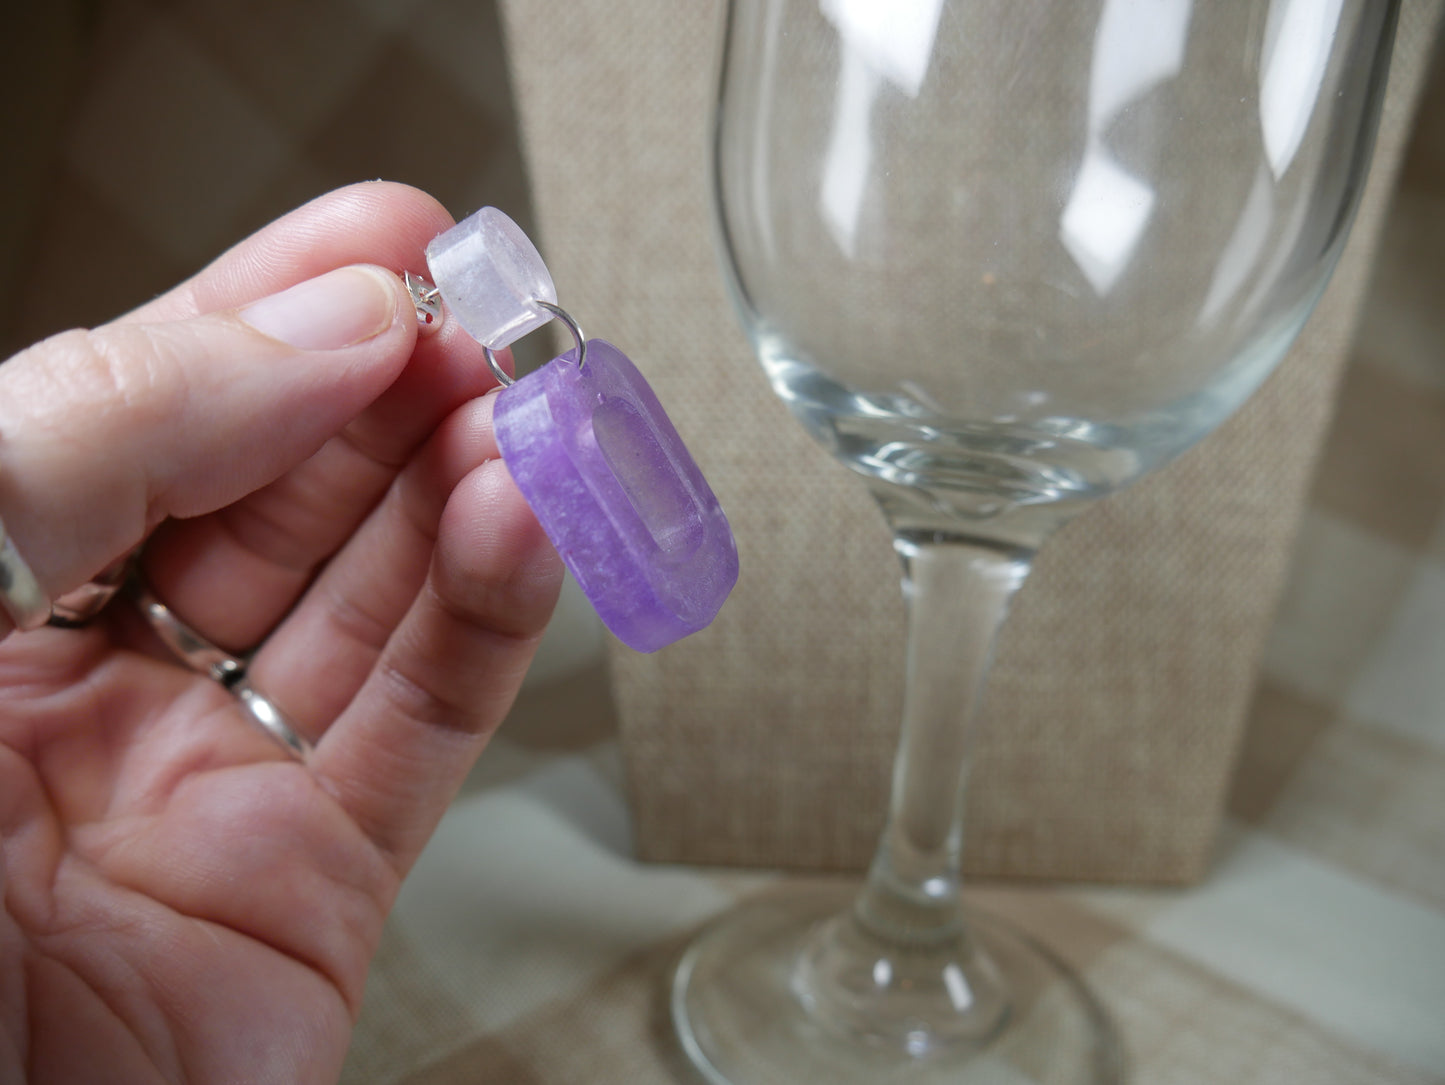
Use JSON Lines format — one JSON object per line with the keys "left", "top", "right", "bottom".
{"left": 673, "top": 886, "right": 1122, "bottom": 1085}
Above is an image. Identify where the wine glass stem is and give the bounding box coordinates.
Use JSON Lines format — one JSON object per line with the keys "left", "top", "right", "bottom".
{"left": 854, "top": 530, "right": 1033, "bottom": 944}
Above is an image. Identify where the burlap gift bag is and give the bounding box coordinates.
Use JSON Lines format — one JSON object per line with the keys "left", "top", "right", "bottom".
{"left": 498, "top": 0, "right": 1443, "bottom": 883}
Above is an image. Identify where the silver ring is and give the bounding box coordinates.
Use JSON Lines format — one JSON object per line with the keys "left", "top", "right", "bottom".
{"left": 0, "top": 514, "right": 51, "bottom": 631}
{"left": 232, "top": 675, "right": 314, "bottom": 762}
{"left": 130, "top": 578, "right": 312, "bottom": 763}
{"left": 481, "top": 300, "right": 588, "bottom": 388}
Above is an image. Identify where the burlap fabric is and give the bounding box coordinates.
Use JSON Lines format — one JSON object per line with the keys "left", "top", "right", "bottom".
{"left": 499, "top": 0, "right": 1444, "bottom": 882}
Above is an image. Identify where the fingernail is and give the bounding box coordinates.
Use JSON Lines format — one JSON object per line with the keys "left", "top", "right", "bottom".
{"left": 239, "top": 266, "right": 397, "bottom": 350}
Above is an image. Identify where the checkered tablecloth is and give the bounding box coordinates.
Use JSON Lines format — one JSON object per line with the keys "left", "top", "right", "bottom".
{"left": 4, "top": 2, "right": 1444, "bottom": 1082}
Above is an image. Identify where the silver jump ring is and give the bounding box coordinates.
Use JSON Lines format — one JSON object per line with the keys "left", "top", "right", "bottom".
{"left": 482, "top": 300, "right": 588, "bottom": 389}
{"left": 130, "top": 578, "right": 312, "bottom": 763}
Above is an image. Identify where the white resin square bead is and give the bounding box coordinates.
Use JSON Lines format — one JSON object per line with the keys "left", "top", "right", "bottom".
{"left": 425, "top": 207, "right": 557, "bottom": 349}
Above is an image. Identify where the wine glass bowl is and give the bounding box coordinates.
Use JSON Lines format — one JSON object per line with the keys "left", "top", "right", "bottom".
{"left": 719, "top": 0, "right": 1394, "bottom": 540}
{"left": 674, "top": 2, "right": 1398, "bottom": 1083}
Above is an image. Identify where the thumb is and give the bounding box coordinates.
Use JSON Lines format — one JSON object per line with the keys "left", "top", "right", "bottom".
{"left": 0, "top": 265, "right": 417, "bottom": 612}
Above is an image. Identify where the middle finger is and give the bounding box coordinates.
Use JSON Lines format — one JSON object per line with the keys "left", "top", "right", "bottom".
{"left": 142, "top": 312, "right": 505, "bottom": 651}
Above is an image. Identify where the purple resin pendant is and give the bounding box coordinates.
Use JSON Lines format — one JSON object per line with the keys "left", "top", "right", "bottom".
{"left": 494, "top": 340, "right": 738, "bottom": 653}
{"left": 425, "top": 205, "right": 737, "bottom": 651}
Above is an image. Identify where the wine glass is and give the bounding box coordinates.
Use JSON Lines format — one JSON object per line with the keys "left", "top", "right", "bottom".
{"left": 672, "top": 2, "right": 1399, "bottom": 1083}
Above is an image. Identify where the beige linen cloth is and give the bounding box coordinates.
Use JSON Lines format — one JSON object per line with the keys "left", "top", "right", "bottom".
{"left": 498, "top": 0, "right": 1444, "bottom": 882}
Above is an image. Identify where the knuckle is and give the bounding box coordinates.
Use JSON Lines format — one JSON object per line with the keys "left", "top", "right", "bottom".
{"left": 373, "top": 650, "right": 478, "bottom": 734}
{"left": 432, "top": 552, "right": 554, "bottom": 642}
{"left": 3, "top": 325, "right": 194, "bottom": 532}
{"left": 23, "top": 325, "right": 185, "bottom": 431}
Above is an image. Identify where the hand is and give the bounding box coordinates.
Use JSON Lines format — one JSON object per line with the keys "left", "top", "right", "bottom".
{"left": 0, "top": 183, "right": 564, "bottom": 1083}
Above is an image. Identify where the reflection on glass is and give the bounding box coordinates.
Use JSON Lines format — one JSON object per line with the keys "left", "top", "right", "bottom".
{"left": 820, "top": 0, "right": 945, "bottom": 95}
{"left": 1261, "top": 0, "right": 1347, "bottom": 177}
{"left": 818, "top": 0, "right": 947, "bottom": 253}
{"left": 1059, "top": 0, "right": 1191, "bottom": 294}
{"left": 820, "top": 48, "right": 879, "bottom": 254}
{"left": 1059, "top": 148, "right": 1156, "bottom": 295}
{"left": 1199, "top": 164, "right": 1275, "bottom": 322}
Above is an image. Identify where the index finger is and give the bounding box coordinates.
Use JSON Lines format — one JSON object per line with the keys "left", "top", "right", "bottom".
{"left": 121, "top": 181, "right": 457, "bottom": 323}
